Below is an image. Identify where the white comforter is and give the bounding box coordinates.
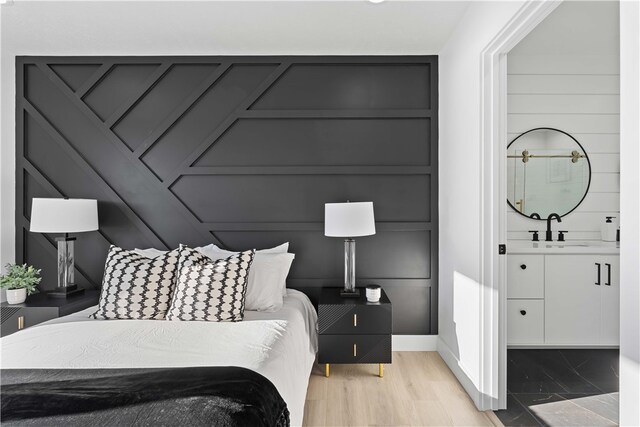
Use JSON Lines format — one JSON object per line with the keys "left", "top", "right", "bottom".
{"left": 0, "top": 289, "right": 318, "bottom": 426}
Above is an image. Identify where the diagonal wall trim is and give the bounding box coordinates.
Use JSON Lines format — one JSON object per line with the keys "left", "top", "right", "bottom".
{"left": 23, "top": 101, "right": 168, "bottom": 249}
{"left": 75, "top": 62, "right": 113, "bottom": 98}
{"left": 104, "top": 62, "right": 173, "bottom": 128}
{"left": 132, "top": 63, "right": 231, "bottom": 159}
{"left": 36, "top": 63, "right": 222, "bottom": 247}
{"left": 167, "top": 62, "right": 291, "bottom": 184}
{"left": 22, "top": 159, "right": 64, "bottom": 199}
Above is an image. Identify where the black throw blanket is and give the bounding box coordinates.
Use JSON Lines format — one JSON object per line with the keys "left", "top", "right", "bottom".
{"left": 1, "top": 366, "right": 289, "bottom": 427}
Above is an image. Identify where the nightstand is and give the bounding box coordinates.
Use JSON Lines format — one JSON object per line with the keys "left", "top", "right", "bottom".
{"left": 318, "top": 287, "right": 392, "bottom": 378}
{"left": 1, "top": 290, "right": 99, "bottom": 337}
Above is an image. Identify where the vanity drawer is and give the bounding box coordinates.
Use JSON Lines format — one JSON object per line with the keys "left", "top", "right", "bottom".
{"left": 508, "top": 299, "right": 544, "bottom": 345}
{"left": 507, "top": 255, "right": 544, "bottom": 299}
{"left": 318, "top": 334, "right": 392, "bottom": 364}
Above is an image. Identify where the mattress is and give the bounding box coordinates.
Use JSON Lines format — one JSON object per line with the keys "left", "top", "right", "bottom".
{"left": 0, "top": 289, "right": 318, "bottom": 426}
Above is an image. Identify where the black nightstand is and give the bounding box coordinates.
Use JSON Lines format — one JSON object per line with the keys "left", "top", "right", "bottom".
{"left": 318, "top": 287, "right": 392, "bottom": 378}
{"left": 1, "top": 290, "right": 99, "bottom": 337}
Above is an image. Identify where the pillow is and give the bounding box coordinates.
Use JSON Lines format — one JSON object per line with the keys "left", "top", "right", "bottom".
{"left": 166, "top": 245, "right": 255, "bottom": 322}
{"left": 133, "top": 248, "right": 167, "bottom": 258}
{"left": 199, "top": 242, "right": 292, "bottom": 295}
{"left": 92, "top": 245, "right": 180, "bottom": 320}
{"left": 196, "top": 242, "right": 289, "bottom": 255}
{"left": 201, "top": 249, "right": 294, "bottom": 312}
{"left": 133, "top": 242, "right": 288, "bottom": 259}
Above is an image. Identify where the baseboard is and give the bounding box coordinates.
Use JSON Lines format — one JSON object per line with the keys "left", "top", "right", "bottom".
{"left": 392, "top": 335, "right": 438, "bottom": 351}
{"left": 437, "top": 337, "right": 481, "bottom": 408}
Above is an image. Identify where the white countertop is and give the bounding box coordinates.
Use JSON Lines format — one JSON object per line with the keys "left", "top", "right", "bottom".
{"left": 508, "top": 240, "right": 620, "bottom": 254}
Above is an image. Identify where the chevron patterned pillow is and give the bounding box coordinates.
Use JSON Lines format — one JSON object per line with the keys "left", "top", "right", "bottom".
{"left": 166, "top": 245, "right": 255, "bottom": 322}
{"left": 92, "top": 245, "right": 180, "bottom": 320}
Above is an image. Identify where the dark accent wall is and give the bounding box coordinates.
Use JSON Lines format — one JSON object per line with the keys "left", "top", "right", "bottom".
{"left": 16, "top": 56, "right": 438, "bottom": 335}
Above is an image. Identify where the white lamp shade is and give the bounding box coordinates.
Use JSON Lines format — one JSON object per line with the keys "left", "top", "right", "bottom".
{"left": 30, "top": 198, "right": 99, "bottom": 233}
{"left": 324, "top": 202, "right": 376, "bottom": 237}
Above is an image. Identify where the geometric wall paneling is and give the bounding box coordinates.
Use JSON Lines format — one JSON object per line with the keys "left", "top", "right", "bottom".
{"left": 49, "top": 64, "right": 102, "bottom": 92}
{"left": 194, "top": 119, "right": 432, "bottom": 167}
{"left": 250, "top": 64, "right": 432, "bottom": 110}
{"left": 17, "top": 56, "right": 438, "bottom": 334}
{"left": 82, "top": 64, "right": 159, "bottom": 121}
{"left": 141, "top": 64, "right": 279, "bottom": 180}
{"left": 170, "top": 175, "right": 431, "bottom": 223}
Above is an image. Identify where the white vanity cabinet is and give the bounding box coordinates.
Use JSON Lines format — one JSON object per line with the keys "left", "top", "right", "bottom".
{"left": 507, "top": 246, "right": 619, "bottom": 347}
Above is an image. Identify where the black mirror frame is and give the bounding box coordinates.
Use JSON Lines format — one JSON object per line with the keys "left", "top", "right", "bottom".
{"left": 506, "top": 127, "right": 592, "bottom": 220}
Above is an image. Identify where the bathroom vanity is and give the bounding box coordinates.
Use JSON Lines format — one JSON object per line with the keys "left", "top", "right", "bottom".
{"left": 507, "top": 241, "right": 620, "bottom": 347}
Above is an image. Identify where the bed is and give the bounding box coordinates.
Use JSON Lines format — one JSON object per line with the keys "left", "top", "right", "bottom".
{"left": 1, "top": 289, "right": 317, "bottom": 426}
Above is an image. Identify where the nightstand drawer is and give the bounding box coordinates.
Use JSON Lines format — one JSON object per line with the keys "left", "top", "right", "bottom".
{"left": 318, "top": 304, "right": 392, "bottom": 335}
{"left": 318, "top": 334, "right": 392, "bottom": 364}
{"left": 0, "top": 307, "right": 58, "bottom": 337}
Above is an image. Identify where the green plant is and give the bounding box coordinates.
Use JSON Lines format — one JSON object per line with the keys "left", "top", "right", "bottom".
{"left": 0, "top": 264, "right": 41, "bottom": 295}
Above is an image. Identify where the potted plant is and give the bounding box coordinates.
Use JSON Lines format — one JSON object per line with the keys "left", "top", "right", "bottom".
{"left": 0, "top": 264, "right": 41, "bottom": 304}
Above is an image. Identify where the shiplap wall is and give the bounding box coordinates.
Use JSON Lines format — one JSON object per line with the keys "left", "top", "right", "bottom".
{"left": 507, "top": 53, "right": 620, "bottom": 240}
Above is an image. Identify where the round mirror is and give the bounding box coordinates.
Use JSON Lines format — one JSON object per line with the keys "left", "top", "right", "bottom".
{"left": 507, "top": 128, "right": 591, "bottom": 219}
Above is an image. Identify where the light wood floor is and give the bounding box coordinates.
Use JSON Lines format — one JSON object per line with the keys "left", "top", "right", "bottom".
{"left": 303, "top": 352, "right": 503, "bottom": 427}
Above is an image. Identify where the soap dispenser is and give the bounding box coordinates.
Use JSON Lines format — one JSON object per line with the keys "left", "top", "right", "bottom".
{"left": 601, "top": 216, "right": 617, "bottom": 242}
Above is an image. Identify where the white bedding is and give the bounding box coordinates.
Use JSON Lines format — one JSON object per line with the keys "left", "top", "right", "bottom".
{"left": 0, "top": 289, "right": 318, "bottom": 426}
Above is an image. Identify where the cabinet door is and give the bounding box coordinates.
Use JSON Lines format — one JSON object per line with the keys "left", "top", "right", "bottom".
{"left": 507, "top": 299, "right": 544, "bottom": 345}
{"left": 545, "top": 255, "right": 602, "bottom": 345}
{"left": 507, "top": 255, "right": 544, "bottom": 299}
{"left": 600, "top": 256, "right": 620, "bottom": 345}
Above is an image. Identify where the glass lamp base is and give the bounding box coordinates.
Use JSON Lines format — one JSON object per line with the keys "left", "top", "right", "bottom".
{"left": 47, "top": 284, "right": 85, "bottom": 299}
{"left": 340, "top": 288, "right": 361, "bottom": 298}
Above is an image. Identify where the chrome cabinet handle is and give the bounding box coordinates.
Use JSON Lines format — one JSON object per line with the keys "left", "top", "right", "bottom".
{"left": 353, "top": 313, "right": 357, "bottom": 327}
{"left": 605, "top": 263, "right": 611, "bottom": 286}
{"left": 353, "top": 343, "right": 357, "bottom": 357}
{"left": 595, "top": 263, "right": 601, "bottom": 285}
{"left": 17, "top": 316, "right": 25, "bottom": 330}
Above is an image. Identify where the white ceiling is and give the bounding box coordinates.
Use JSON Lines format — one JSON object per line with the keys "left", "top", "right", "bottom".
{"left": 511, "top": 0, "right": 619, "bottom": 56}
{"left": 1, "top": 1, "right": 470, "bottom": 55}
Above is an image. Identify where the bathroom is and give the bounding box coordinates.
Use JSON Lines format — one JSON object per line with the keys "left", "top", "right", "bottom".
{"left": 497, "top": 1, "right": 620, "bottom": 426}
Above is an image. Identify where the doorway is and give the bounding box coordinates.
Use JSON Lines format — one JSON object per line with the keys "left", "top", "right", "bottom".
{"left": 479, "top": 0, "right": 638, "bottom": 425}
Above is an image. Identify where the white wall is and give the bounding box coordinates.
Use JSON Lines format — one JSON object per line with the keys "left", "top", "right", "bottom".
{"left": 0, "top": 0, "right": 468, "bottom": 302}
{"left": 437, "top": 0, "right": 525, "bottom": 408}
{"left": 619, "top": 1, "right": 640, "bottom": 425}
{"left": 506, "top": 1, "right": 620, "bottom": 240}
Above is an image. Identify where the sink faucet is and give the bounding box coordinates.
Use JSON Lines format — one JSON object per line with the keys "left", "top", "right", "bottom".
{"left": 546, "top": 213, "right": 561, "bottom": 241}
{"left": 529, "top": 213, "right": 541, "bottom": 220}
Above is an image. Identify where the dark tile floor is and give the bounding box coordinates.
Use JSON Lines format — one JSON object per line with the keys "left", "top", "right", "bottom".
{"left": 495, "top": 349, "right": 619, "bottom": 426}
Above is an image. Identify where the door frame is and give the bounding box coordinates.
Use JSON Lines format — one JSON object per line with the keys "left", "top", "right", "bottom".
{"left": 478, "top": 0, "right": 562, "bottom": 410}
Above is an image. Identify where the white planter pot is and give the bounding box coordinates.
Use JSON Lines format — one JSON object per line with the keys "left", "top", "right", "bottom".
{"left": 6, "top": 288, "right": 27, "bottom": 304}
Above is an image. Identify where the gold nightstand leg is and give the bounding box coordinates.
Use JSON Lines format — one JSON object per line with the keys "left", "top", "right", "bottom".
{"left": 379, "top": 363, "right": 384, "bottom": 378}
{"left": 325, "top": 364, "right": 330, "bottom": 377}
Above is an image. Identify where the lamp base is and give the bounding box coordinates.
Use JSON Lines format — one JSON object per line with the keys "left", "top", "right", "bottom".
{"left": 47, "top": 284, "right": 85, "bottom": 299}
{"left": 340, "top": 288, "right": 361, "bottom": 298}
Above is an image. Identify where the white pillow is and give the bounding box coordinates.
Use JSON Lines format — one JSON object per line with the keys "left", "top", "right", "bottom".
{"left": 198, "top": 242, "right": 291, "bottom": 294}
{"left": 134, "top": 243, "right": 289, "bottom": 259}
{"left": 200, "top": 242, "right": 289, "bottom": 255}
{"left": 133, "top": 248, "right": 167, "bottom": 258}
{"left": 199, "top": 247, "right": 294, "bottom": 312}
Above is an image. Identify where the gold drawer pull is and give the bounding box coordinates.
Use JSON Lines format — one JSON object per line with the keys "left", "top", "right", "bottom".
{"left": 353, "top": 343, "right": 357, "bottom": 357}
{"left": 353, "top": 314, "right": 357, "bottom": 327}
{"left": 17, "top": 316, "right": 25, "bottom": 330}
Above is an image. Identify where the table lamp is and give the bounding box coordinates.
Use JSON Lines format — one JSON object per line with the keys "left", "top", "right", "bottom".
{"left": 30, "top": 198, "right": 99, "bottom": 298}
{"left": 324, "top": 201, "right": 376, "bottom": 297}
